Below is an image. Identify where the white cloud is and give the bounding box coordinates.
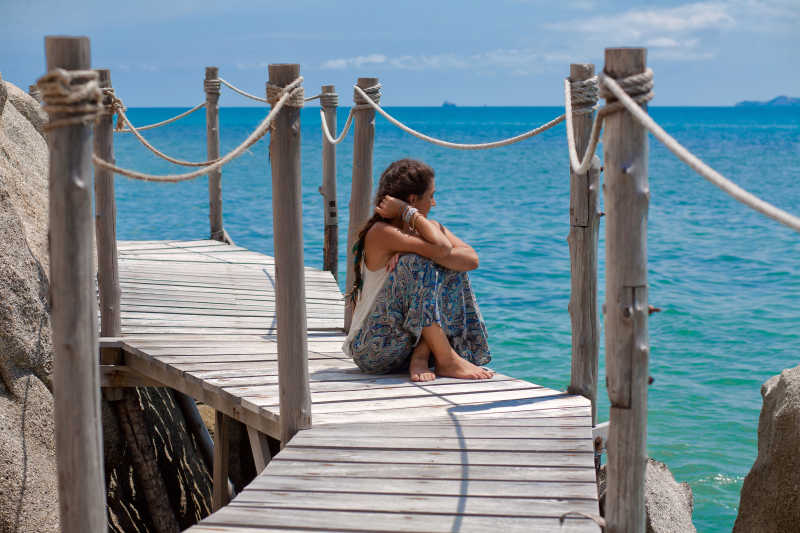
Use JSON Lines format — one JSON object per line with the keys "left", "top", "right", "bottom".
{"left": 320, "top": 49, "right": 555, "bottom": 75}
{"left": 549, "top": 2, "right": 735, "bottom": 41}
{"left": 321, "top": 54, "right": 387, "bottom": 70}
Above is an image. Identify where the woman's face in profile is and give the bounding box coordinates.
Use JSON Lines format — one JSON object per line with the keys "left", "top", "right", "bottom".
{"left": 413, "top": 178, "right": 436, "bottom": 217}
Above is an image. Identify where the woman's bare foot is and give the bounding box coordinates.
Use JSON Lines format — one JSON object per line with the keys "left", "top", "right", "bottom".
{"left": 435, "top": 350, "right": 494, "bottom": 380}
{"left": 409, "top": 340, "right": 435, "bottom": 382}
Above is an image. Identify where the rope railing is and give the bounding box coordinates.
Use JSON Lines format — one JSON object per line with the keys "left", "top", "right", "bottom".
{"left": 109, "top": 91, "right": 219, "bottom": 167}
{"left": 353, "top": 84, "right": 565, "bottom": 150}
{"left": 320, "top": 108, "right": 355, "bottom": 145}
{"left": 115, "top": 101, "right": 206, "bottom": 132}
{"left": 564, "top": 69, "right": 654, "bottom": 174}
{"left": 217, "top": 77, "right": 269, "bottom": 103}
{"left": 92, "top": 77, "right": 304, "bottom": 182}
{"left": 602, "top": 74, "right": 800, "bottom": 233}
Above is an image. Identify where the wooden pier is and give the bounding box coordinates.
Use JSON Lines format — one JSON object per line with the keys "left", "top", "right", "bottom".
{"left": 101, "top": 239, "right": 600, "bottom": 532}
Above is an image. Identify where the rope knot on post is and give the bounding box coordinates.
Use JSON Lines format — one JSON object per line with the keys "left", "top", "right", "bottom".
{"left": 599, "top": 67, "right": 654, "bottom": 114}
{"left": 100, "top": 87, "right": 118, "bottom": 116}
{"left": 353, "top": 83, "right": 381, "bottom": 110}
{"left": 319, "top": 92, "right": 339, "bottom": 109}
{"left": 266, "top": 80, "right": 305, "bottom": 107}
{"left": 37, "top": 68, "right": 102, "bottom": 130}
{"left": 204, "top": 78, "right": 222, "bottom": 95}
{"left": 569, "top": 76, "right": 599, "bottom": 115}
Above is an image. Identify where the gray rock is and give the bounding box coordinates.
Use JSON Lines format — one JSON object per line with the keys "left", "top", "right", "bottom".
{"left": 0, "top": 83, "right": 58, "bottom": 532}
{"left": 0, "top": 73, "right": 7, "bottom": 118}
{"left": 3, "top": 81, "right": 48, "bottom": 139}
{"left": 733, "top": 365, "right": 800, "bottom": 533}
{"left": 598, "top": 458, "right": 697, "bottom": 532}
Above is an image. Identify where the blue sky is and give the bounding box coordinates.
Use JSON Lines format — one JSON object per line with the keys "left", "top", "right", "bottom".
{"left": 2, "top": 0, "right": 797, "bottom": 106}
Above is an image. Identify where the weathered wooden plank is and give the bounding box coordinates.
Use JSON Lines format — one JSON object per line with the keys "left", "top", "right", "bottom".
{"left": 226, "top": 490, "right": 599, "bottom": 517}
{"left": 190, "top": 509, "right": 599, "bottom": 533}
{"left": 290, "top": 422, "right": 590, "bottom": 440}
{"left": 247, "top": 474, "right": 598, "bottom": 500}
{"left": 263, "top": 459, "right": 596, "bottom": 482}
{"left": 246, "top": 386, "right": 572, "bottom": 412}
{"left": 273, "top": 447, "right": 593, "bottom": 467}
{"left": 286, "top": 436, "right": 591, "bottom": 453}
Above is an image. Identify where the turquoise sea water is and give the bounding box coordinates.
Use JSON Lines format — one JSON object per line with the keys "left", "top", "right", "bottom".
{"left": 113, "top": 104, "right": 799, "bottom": 532}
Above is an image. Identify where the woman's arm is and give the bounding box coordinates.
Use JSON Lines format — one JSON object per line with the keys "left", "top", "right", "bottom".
{"left": 432, "top": 223, "right": 479, "bottom": 271}
{"left": 374, "top": 196, "right": 452, "bottom": 256}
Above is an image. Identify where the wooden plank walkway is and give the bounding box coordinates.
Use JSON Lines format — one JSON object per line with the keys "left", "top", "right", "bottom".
{"left": 109, "top": 239, "right": 601, "bottom": 532}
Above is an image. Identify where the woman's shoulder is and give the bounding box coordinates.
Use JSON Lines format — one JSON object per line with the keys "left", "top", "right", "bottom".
{"left": 366, "top": 221, "right": 394, "bottom": 239}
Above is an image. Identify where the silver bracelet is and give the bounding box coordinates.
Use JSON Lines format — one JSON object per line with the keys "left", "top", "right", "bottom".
{"left": 402, "top": 205, "right": 418, "bottom": 224}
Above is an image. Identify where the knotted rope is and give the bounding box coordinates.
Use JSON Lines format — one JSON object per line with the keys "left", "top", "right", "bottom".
{"left": 106, "top": 89, "right": 219, "bottom": 167}
{"left": 353, "top": 83, "right": 381, "bottom": 110}
{"left": 92, "top": 76, "right": 304, "bottom": 182}
{"left": 267, "top": 80, "right": 305, "bottom": 107}
{"left": 565, "top": 68, "right": 654, "bottom": 174}
{"left": 319, "top": 92, "right": 339, "bottom": 109}
{"left": 353, "top": 84, "right": 564, "bottom": 150}
{"left": 37, "top": 69, "right": 102, "bottom": 130}
{"left": 204, "top": 77, "right": 221, "bottom": 95}
{"left": 602, "top": 72, "right": 800, "bottom": 233}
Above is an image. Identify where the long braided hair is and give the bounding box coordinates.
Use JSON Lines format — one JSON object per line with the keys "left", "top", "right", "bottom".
{"left": 349, "top": 159, "right": 435, "bottom": 305}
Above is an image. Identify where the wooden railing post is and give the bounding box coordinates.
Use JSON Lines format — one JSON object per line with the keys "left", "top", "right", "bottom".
{"left": 345, "top": 76, "right": 379, "bottom": 331}
{"left": 205, "top": 66, "right": 224, "bottom": 241}
{"left": 94, "top": 69, "right": 121, "bottom": 339}
{"left": 566, "top": 63, "right": 601, "bottom": 425}
{"left": 320, "top": 85, "right": 339, "bottom": 281}
{"left": 268, "top": 63, "right": 312, "bottom": 444}
{"left": 603, "top": 47, "right": 650, "bottom": 533}
{"left": 43, "top": 35, "right": 106, "bottom": 533}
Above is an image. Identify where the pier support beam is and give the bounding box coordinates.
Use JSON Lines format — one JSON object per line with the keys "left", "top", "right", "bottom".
{"left": 320, "top": 85, "right": 339, "bottom": 281}
{"left": 205, "top": 66, "right": 224, "bottom": 242}
{"left": 268, "top": 63, "right": 312, "bottom": 445}
{"left": 603, "top": 47, "right": 650, "bottom": 533}
{"left": 43, "top": 35, "right": 106, "bottom": 533}
{"left": 345, "top": 77, "right": 379, "bottom": 331}
{"left": 566, "top": 63, "right": 601, "bottom": 425}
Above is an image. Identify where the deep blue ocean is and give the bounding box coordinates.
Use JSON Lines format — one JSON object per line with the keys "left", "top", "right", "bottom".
{"left": 113, "top": 104, "right": 799, "bottom": 532}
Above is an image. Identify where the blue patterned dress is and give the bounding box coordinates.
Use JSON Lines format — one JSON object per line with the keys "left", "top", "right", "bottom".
{"left": 346, "top": 254, "right": 491, "bottom": 374}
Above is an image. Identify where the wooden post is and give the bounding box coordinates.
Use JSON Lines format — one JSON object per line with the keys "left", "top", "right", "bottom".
{"left": 345, "top": 77, "right": 378, "bottom": 331}
{"left": 247, "top": 426, "right": 272, "bottom": 473}
{"left": 94, "top": 69, "right": 121, "bottom": 339}
{"left": 205, "top": 66, "right": 224, "bottom": 241}
{"left": 212, "top": 411, "right": 231, "bottom": 510}
{"left": 566, "top": 63, "right": 601, "bottom": 425}
{"left": 320, "top": 85, "right": 339, "bottom": 281}
{"left": 268, "top": 64, "right": 312, "bottom": 445}
{"left": 44, "top": 35, "right": 106, "bottom": 533}
{"left": 603, "top": 47, "right": 650, "bottom": 533}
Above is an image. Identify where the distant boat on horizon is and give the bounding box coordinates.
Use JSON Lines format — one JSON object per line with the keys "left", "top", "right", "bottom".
{"left": 442, "top": 101, "right": 456, "bottom": 108}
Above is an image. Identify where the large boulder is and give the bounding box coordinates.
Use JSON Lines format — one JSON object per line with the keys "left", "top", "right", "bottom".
{"left": 733, "top": 365, "right": 800, "bottom": 532}
{"left": 0, "top": 80, "right": 58, "bottom": 533}
{"left": 1, "top": 78, "right": 216, "bottom": 532}
{"left": 3, "top": 80, "right": 48, "bottom": 139}
{"left": 598, "top": 458, "right": 697, "bottom": 532}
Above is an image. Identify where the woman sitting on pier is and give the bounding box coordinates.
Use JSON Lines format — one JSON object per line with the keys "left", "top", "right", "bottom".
{"left": 343, "top": 159, "right": 494, "bottom": 382}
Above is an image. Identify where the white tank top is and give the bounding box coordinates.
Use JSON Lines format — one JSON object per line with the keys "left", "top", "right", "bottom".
{"left": 342, "top": 262, "right": 390, "bottom": 355}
